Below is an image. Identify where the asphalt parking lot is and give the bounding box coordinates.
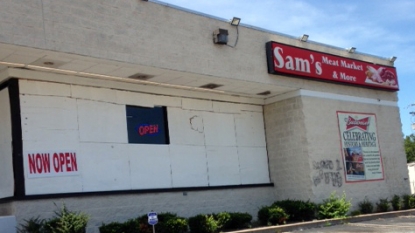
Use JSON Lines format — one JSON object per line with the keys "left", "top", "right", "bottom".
{"left": 229, "top": 210, "right": 415, "bottom": 233}
{"left": 287, "top": 215, "right": 415, "bottom": 232}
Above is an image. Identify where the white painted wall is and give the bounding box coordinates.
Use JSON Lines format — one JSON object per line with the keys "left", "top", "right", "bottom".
{"left": 0, "top": 88, "right": 14, "bottom": 199}
{"left": 20, "top": 80, "right": 270, "bottom": 195}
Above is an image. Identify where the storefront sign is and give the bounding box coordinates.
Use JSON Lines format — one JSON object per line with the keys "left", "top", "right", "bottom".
{"left": 26, "top": 151, "right": 79, "bottom": 178}
{"left": 266, "top": 41, "right": 399, "bottom": 91}
{"left": 337, "top": 112, "right": 384, "bottom": 182}
{"left": 126, "top": 106, "right": 169, "bottom": 144}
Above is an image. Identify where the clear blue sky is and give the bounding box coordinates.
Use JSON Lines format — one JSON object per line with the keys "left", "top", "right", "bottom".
{"left": 159, "top": 0, "right": 415, "bottom": 137}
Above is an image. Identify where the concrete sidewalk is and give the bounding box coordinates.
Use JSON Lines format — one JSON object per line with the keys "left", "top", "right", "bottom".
{"left": 227, "top": 209, "right": 415, "bottom": 233}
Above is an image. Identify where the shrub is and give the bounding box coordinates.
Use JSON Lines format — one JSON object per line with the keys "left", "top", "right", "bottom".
{"left": 257, "top": 206, "right": 288, "bottom": 226}
{"left": 391, "top": 195, "right": 402, "bottom": 211}
{"left": 98, "top": 222, "right": 123, "bottom": 233}
{"left": 376, "top": 198, "right": 390, "bottom": 212}
{"left": 17, "top": 217, "right": 46, "bottom": 233}
{"left": 268, "top": 207, "right": 289, "bottom": 225}
{"left": 350, "top": 210, "right": 361, "bottom": 216}
{"left": 99, "top": 220, "right": 139, "bottom": 233}
{"left": 213, "top": 212, "right": 252, "bottom": 230}
{"left": 225, "top": 212, "right": 252, "bottom": 230}
{"left": 318, "top": 191, "right": 351, "bottom": 219}
{"left": 402, "top": 194, "right": 415, "bottom": 209}
{"left": 272, "top": 199, "right": 316, "bottom": 221}
{"left": 213, "top": 212, "right": 231, "bottom": 230}
{"left": 257, "top": 206, "right": 270, "bottom": 226}
{"left": 137, "top": 213, "right": 187, "bottom": 233}
{"left": 45, "top": 204, "right": 89, "bottom": 233}
{"left": 357, "top": 197, "right": 373, "bottom": 214}
{"left": 188, "top": 214, "right": 218, "bottom": 233}
{"left": 100, "top": 212, "right": 186, "bottom": 233}
{"left": 162, "top": 216, "right": 187, "bottom": 233}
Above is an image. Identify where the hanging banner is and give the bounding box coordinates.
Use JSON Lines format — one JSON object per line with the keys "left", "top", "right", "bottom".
{"left": 25, "top": 151, "right": 79, "bottom": 178}
{"left": 266, "top": 41, "right": 399, "bottom": 91}
{"left": 337, "top": 112, "right": 384, "bottom": 182}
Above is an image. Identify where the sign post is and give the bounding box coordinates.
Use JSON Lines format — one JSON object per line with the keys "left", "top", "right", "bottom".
{"left": 148, "top": 211, "right": 158, "bottom": 233}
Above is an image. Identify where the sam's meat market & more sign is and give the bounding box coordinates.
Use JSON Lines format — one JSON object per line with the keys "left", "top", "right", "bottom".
{"left": 266, "top": 41, "right": 399, "bottom": 91}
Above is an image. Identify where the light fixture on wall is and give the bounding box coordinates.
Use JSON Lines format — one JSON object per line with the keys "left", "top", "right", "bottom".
{"left": 213, "top": 17, "right": 241, "bottom": 47}
{"left": 230, "top": 17, "right": 241, "bottom": 26}
{"left": 300, "top": 34, "right": 309, "bottom": 42}
{"left": 389, "top": 56, "right": 397, "bottom": 62}
{"left": 213, "top": 29, "right": 229, "bottom": 44}
{"left": 347, "top": 47, "right": 356, "bottom": 53}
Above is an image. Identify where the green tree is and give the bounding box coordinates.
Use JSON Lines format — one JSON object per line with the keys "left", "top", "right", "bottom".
{"left": 405, "top": 134, "right": 415, "bottom": 163}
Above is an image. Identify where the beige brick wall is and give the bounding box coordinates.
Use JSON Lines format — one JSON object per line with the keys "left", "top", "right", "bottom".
{"left": 265, "top": 94, "right": 410, "bottom": 208}
{"left": 0, "top": 0, "right": 398, "bottom": 101}
{"left": 302, "top": 96, "right": 409, "bottom": 207}
{"left": 264, "top": 97, "right": 314, "bottom": 200}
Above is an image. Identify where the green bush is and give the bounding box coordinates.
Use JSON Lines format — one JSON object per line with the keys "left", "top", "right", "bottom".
{"left": 98, "top": 222, "right": 124, "bottom": 233}
{"left": 350, "top": 210, "right": 361, "bottom": 216}
{"left": 357, "top": 197, "right": 373, "bottom": 214}
{"left": 272, "top": 199, "right": 316, "bottom": 221}
{"left": 318, "top": 191, "right": 351, "bottom": 219}
{"left": 188, "top": 214, "right": 218, "bottom": 233}
{"left": 18, "top": 204, "right": 89, "bottom": 233}
{"left": 44, "top": 205, "right": 89, "bottom": 233}
{"left": 216, "top": 212, "right": 252, "bottom": 230}
{"left": 376, "top": 198, "right": 390, "bottom": 212}
{"left": 99, "top": 219, "right": 139, "bottom": 233}
{"left": 213, "top": 212, "right": 230, "bottom": 230}
{"left": 257, "top": 206, "right": 288, "bottom": 226}
{"left": 402, "top": 194, "right": 415, "bottom": 209}
{"left": 227, "top": 212, "right": 252, "bottom": 229}
{"left": 391, "top": 195, "right": 402, "bottom": 211}
{"left": 18, "top": 217, "right": 46, "bottom": 233}
{"left": 100, "top": 212, "right": 186, "bottom": 233}
{"left": 163, "top": 217, "right": 187, "bottom": 233}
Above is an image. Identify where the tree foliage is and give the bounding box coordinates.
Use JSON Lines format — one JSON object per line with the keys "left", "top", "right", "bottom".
{"left": 405, "top": 134, "right": 415, "bottom": 163}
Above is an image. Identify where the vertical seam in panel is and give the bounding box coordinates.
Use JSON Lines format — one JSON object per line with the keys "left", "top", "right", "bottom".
{"left": 234, "top": 113, "right": 242, "bottom": 185}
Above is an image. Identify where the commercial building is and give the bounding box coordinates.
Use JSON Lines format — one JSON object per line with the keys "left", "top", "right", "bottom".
{"left": 0, "top": 0, "right": 410, "bottom": 232}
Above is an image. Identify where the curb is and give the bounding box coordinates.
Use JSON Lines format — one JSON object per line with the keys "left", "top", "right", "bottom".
{"left": 226, "top": 209, "right": 415, "bottom": 233}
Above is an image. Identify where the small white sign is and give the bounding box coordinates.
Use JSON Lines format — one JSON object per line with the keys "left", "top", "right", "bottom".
{"left": 148, "top": 212, "right": 158, "bottom": 225}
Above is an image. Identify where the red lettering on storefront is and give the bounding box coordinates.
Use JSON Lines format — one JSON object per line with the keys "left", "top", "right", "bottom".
{"left": 71, "top": 153, "right": 78, "bottom": 171}
{"left": 59, "top": 153, "right": 65, "bottom": 172}
{"left": 28, "top": 153, "right": 50, "bottom": 174}
{"left": 138, "top": 124, "right": 159, "bottom": 136}
{"left": 53, "top": 153, "right": 60, "bottom": 172}
{"left": 27, "top": 151, "right": 78, "bottom": 177}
